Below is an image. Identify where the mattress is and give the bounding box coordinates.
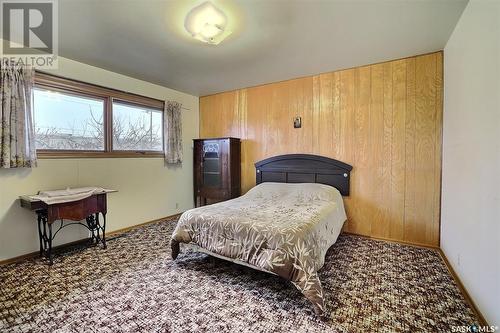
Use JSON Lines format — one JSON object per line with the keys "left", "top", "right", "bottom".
{"left": 170, "top": 182, "right": 347, "bottom": 315}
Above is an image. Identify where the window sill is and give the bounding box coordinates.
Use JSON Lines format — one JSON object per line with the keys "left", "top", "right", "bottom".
{"left": 37, "top": 151, "right": 164, "bottom": 159}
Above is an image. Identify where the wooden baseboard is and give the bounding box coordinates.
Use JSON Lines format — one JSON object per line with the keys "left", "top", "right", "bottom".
{"left": 105, "top": 213, "right": 182, "bottom": 237}
{"left": 342, "top": 231, "right": 440, "bottom": 250}
{"left": 0, "top": 238, "right": 90, "bottom": 266}
{"left": 437, "top": 249, "right": 489, "bottom": 327}
{"left": 343, "top": 231, "right": 488, "bottom": 326}
{"left": 0, "top": 213, "right": 181, "bottom": 266}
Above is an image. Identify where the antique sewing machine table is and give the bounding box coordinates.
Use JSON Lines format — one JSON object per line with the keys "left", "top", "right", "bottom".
{"left": 19, "top": 190, "right": 116, "bottom": 265}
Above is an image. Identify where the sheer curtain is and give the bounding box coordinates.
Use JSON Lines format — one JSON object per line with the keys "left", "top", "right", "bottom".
{"left": 163, "top": 101, "right": 182, "bottom": 164}
{"left": 0, "top": 61, "right": 37, "bottom": 168}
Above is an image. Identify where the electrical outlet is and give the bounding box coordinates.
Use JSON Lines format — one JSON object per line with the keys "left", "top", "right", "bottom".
{"left": 457, "top": 254, "right": 461, "bottom": 267}
{"left": 175, "top": 202, "right": 179, "bottom": 209}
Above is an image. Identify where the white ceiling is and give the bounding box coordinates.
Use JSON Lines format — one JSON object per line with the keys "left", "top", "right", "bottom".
{"left": 58, "top": 0, "right": 468, "bottom": 96}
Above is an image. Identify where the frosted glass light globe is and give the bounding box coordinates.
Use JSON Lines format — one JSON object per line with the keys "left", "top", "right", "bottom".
{"left": 184, "top": 2, "right": 231, "bottom": 45}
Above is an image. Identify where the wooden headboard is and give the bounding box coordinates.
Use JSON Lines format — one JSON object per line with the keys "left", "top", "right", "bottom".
{"left": 255, "top": 154, "right": 353, "bottom": 196}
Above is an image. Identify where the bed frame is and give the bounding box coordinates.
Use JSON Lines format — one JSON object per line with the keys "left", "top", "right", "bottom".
{"left": 255, "top": 154, "right": 353, "bottom": 196}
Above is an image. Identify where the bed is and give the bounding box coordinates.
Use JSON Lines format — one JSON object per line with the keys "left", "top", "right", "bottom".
{"left": 170, "top": 154, "right": 353, "bottom": 315}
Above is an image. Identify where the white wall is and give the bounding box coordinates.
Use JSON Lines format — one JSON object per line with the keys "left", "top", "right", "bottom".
{"left": 442, "top": 0, "right": 500, "bottom": 326}
{"left": 0, "top": 56, "right": 199, "bottom": 261}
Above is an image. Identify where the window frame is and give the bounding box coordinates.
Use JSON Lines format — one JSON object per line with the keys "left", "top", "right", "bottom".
{"left": 34, "top": 72, "right": 165, "bottom": 159}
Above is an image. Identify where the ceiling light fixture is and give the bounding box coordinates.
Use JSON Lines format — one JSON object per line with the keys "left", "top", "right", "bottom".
{"left": 184, "top": 1, "right": 231, "bottom": 45}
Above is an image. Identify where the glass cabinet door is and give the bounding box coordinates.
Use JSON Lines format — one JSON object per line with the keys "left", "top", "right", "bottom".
{"left": 202, "top": 141, "right": 221, "bottom": 187}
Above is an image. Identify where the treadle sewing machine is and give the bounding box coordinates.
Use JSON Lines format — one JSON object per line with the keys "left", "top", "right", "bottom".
{"left": 19, "top": 188, "right": 116, "bottom": 265}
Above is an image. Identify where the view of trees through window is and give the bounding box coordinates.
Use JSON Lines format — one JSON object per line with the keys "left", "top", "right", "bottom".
{"left": 33, "top": 88, "right": 163, "bottom": 152}
{"left": 33, "top": 88, "right": 105, "bottom": 150}
{"left": 113, "top": 102, "right": 163, "bottom": 151}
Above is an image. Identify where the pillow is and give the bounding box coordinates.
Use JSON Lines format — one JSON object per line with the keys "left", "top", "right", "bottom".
{"left": 245, "top": 182, "right": 340, "bottom": 202}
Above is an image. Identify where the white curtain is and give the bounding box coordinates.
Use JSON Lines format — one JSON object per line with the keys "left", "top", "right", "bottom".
{"left": 0, "top": 61, "right": 37, "bottom": 168}
{"left": 163, "top": 101, "right": 182, "bottom": 164}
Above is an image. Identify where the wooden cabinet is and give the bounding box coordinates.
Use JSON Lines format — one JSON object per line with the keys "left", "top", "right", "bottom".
{"left": 193, "top": 137, "right": 241, "bottom": 207}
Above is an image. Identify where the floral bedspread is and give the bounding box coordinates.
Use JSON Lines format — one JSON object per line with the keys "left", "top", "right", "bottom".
{"left": 170, "top": 182, "right": 347, "bottom": 315}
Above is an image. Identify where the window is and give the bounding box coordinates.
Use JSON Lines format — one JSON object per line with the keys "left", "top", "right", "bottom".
{"left": 34, "top": 88, "right": 105, "bottom": 151}
{"left": 112, "top": 102, "right": 163, "bottom": 151}
{"left": 33, "top": 73, "right": 164, "bottom": 158}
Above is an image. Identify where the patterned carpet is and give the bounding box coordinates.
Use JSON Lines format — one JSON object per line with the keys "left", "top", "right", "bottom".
{"left": 0, "top": 217, "right": 478, "bottom": 333}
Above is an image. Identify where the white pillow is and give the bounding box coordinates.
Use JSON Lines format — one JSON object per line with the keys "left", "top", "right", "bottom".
{"left": 246, "top": 182, "right": 340, "bottom": 202}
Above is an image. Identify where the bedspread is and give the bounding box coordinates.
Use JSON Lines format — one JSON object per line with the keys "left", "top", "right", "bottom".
{"left": 170, "top": 182, "right": 346, "bottom": 315}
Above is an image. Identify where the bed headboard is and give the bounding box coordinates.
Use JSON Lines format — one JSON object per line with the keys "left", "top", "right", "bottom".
{"left": 255, "top": 154, "right": 353, "bottom": 196}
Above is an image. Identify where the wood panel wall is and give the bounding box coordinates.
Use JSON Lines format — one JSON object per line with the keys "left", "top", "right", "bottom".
{"left": 199, "top": 52, "right": 443, "bottom": 246}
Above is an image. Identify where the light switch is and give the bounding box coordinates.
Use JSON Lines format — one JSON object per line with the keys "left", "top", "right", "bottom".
{"left": 294, "top": 116, "right": 302, "bottom": 128}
